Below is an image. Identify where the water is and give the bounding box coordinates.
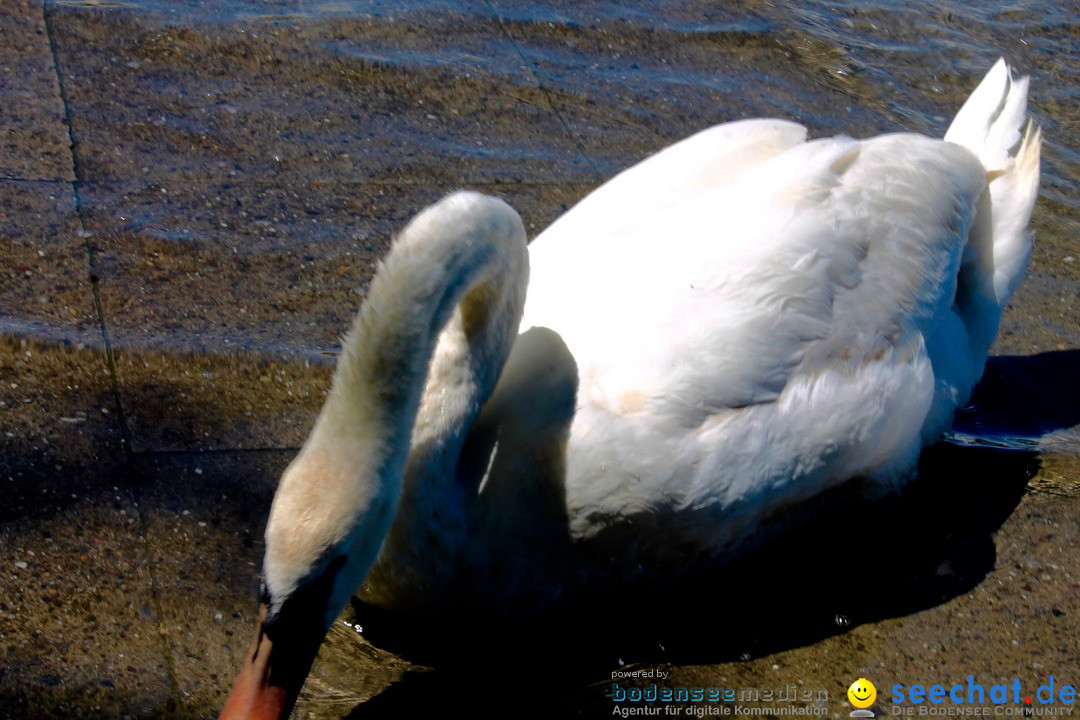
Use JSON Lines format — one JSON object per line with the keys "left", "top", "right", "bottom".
{"left": 45, "top": 0, "right": 1078, "bottom": 444}
{"left": 51, "top": 2, "right": 1080, "bottom": 156}
{"left": 48, "top": 2, "right": 1077, "bottom": 262}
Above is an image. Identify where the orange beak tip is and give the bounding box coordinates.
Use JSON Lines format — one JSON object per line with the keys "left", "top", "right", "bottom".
{"left": 218, "top": 660, "right": 290, "bottom": 720}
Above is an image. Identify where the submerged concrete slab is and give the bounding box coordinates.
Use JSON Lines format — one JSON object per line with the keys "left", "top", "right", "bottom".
{"left": 79, "top": 180, "right": 589, "bottom": 452}
{"left": 80, "top": 179, "right": 591, "bottom": 350}
{"left": 0, "top": 0, "right": 72, "bottom": 181}
{"left": 0, "top": 180, "right": 97, "bottom": 339}
{"left": 127, "top": 452, "right": 287, "bottom": 717}
{"left": 0, "top": 336, "right": 126, "bottom": 516}
{"left": 46, "top": 6, "right": 593, "bottom": 188}
{"left": 80, "top": 180, "right": 438, "bottom": 355}
{"left": 488, "top": 2, "right": 890, "bottom": 179}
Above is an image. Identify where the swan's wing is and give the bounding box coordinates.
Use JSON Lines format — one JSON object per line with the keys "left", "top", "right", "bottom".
{"left": 531, "top": 132, "right": 988, "bottom": 422}
{"left": 522, "top": 119, "right": 810, "bottom": 406}
{"left": 526, "top": 118, "right": 807, "bottom": 278}
{"left": 526, "top": 131, "right": 992, "bottom": 555}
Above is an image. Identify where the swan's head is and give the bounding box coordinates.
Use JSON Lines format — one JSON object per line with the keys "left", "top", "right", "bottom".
{"left": 219, "top": 429, "right": 401, "bottom": 720}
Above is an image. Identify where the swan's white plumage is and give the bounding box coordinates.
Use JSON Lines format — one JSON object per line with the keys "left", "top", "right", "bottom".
{"left": 520, "top": 133, "right": 968, "bottom": 564}
{"left": 944, "top": 58, "right": 1041, "bottom": 306}
{"left": 513, "top": 60, "right": 1040, "bottom": 583}
{"left": 263, "top": 60, "right": 1041, "bottom": 616}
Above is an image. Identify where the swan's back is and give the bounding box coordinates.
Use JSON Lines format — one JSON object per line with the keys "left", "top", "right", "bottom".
{"left": 516, "top": 61, "right": 1040, "bottom": 578}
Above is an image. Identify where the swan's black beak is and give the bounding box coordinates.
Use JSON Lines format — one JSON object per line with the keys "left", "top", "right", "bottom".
{"left": 218, "top": 599, "right": 326, "bottom": 720}
{"left": 219, "top": 554, "right": 346, "bottom": 719}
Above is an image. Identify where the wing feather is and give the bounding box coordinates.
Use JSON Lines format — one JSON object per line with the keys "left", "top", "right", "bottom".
{"left": 528, "top": 129, "right": 991, "bottom": 549}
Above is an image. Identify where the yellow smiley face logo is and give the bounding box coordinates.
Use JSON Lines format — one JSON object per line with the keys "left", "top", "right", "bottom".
{"left": 848, "top": 678, "right": 876, "bottom": 709}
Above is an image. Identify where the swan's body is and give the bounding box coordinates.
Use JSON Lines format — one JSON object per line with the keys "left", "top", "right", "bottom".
{"left": 221, "top": 60, "right": 1041, "bottom": 720}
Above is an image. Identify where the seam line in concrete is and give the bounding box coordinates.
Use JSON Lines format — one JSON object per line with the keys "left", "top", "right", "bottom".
{"left": 0, "top": 175, "right": 72, "bottom": 184}
{"left": 40, "top": 0, "right": 135, "bottom": 458}
{"left": 131, "top": 446, "right": 303, "bottom": 458}
{"left": 39, "top": 8, "right": 187, "bottom": 712}
{"left": 485, "top": 1, "right": 605, "bottom": 181}
{"left": 40, "top": 7, "right": 188, "bottom": 711}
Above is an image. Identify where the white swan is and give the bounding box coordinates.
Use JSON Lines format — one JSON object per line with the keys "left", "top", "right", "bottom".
{"left": 220, "top": 59, "right": 1040, "bottom": 719}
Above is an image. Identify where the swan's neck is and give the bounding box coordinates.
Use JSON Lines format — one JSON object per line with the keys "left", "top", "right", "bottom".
{"left": 263, "top": 192, "right": 528, "bottom": 623}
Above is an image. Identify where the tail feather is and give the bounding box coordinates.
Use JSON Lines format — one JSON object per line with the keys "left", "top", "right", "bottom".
{"left": 945, "top": 58, "right": 1041, "bottom": 307}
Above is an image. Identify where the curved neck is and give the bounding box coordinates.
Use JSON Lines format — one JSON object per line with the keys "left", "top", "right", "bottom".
{"left": 263, "top": 192, "right": 528, "bottom": 620}
{"left": 329, "top": 192, "right": 529, "bottom": 476}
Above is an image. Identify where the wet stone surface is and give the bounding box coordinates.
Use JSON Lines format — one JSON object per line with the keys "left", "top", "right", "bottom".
{"left": 112, "top": 349, "right": 331, "bottom": 453}
{"left": 0, "top": 336, "right": 125, "bottom": 519}
{"left": 79, "top": 180, "right": 589, "bottom": 354}
{"left": 0, "top": 0, "right": 73, "bottom": 181}
{"left": 0, "top": 181, "right": 98, "bottom": 339}
{"left": 46, "top": 7, "right": 594, "bottom": 187}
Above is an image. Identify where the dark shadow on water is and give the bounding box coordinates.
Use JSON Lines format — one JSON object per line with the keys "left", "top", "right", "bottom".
{"left": 952, "top": 350, "right": 1080, "bottom": 445}
{"left": 345, "top": 442, "right": 1039, "bottom": 720}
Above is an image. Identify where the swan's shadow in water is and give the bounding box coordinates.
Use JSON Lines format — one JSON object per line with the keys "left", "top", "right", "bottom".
{"left": 339, "top": 350, "right": 1080, "bottom": 719}
{"left": 342, "top": 444, "right": 1037, "bottom": 719}
{"left": 952, "top": 349, "right": 1080, "bottom": 446}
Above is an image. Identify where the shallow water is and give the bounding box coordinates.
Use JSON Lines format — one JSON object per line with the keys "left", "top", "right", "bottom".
{"left": 49, "top": 0, "right": 1079, "bottom": 438}
{"left": 41, "top": 0, "right": 1078, "bottom": 332}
